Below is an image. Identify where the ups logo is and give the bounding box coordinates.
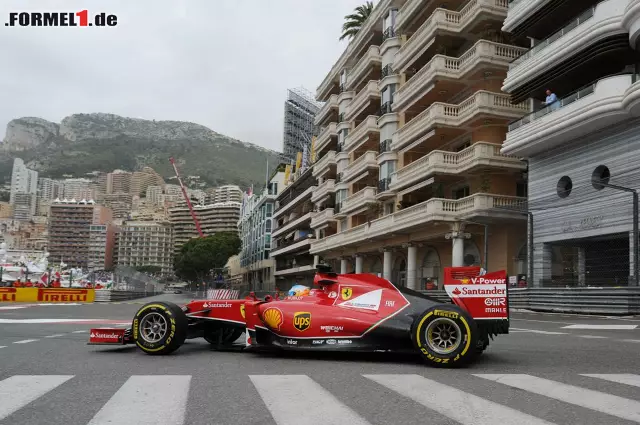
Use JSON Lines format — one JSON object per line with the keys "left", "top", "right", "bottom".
{"left": 293, "top": 312, "right": 311, "bottom": 332}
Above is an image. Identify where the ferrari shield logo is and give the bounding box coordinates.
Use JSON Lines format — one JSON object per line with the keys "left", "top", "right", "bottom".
{"left": 341, "top": 287, "right": 353, "bottom": 300}
{"left": 293, "top": 312, "right": 311, "bottom": 332}
{"left": 240, "top": 304, "right": 245, "bottom": 319}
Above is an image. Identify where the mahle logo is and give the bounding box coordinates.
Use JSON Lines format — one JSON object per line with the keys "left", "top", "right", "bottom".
{"left": 293, "top": 312, "right": 311, "bottom": 332}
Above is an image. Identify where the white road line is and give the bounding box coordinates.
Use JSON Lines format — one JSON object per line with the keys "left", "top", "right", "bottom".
{"left": 87, "top": 376, "right": 191, "bottom": 425}
{"left": 0, "top": 318, "right": 104, "bottom": 324}
{"left": 511, "top": 328, "right": 567, "bottom": 335}
{"left": 44, "top": 334, "right": 65, "bottom": 338}
{"left": 0, "top": 375, "right": 74, "bottom": 420}
{"left": 581, "top": 374, "right": 640, "bottom": 388}
{"left": 562, "top": 324, "right": 638, "bottom": 330}
{"left": 72, "top": 330, "right": 88, "bottom": 333}
{"left": 364, "top": 374, "right": 554, "bottom": 425}
{"left": 475, "top": 374, "right": 640, "bottom": 423}
{"left": 250, "top": 375, "right": 372, "bottom": 425}
{"left": 0, "top": 346, "right": 6, "bottom": 349}
{"left": 621, "top": 339, "right": 640, "bottom": 343}
{"left": 576, "top": 335, "right": 608, "bottom": 339}
{"left": 13, "top": 339, "right": 38, "bottom": 344}
{"left": 512, "top": 318, "right": 579, "bottom": 325}
{"left": 0, "top": 306, "right": 27, "bottom": 310}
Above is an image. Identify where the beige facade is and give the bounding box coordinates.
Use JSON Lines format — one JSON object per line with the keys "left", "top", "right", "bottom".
{"left": 115, "top": 221, "right": 173, "bottom": 275}
{"left": 310, "top": 0, "right": 529, "bottom": 290}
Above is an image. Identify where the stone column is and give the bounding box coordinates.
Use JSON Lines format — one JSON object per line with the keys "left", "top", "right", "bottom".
{"left": 340, "top": 258, "right": 348, "bottom": 274}
{"left": 446, "top": 224, "right": 469, "bottom": 267}
{"left": 577, "top": 247, "right": 586, "bottom": 287}
{"left": 313, "top": 255, "right": 320, "bottom": 267}
{"left": 355, "top": 255, "right": 363, "bottom": 274}
{"left": 533, "top": 243, "right": 553, "bottom": 288}
{"left": 406, "top": 244, "right": 418, "bottom": 290}
{"left": 383, "top": 249, "right": 393, "bottom": 281}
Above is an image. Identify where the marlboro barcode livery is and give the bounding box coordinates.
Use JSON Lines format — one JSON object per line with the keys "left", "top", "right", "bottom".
{"left": 88, "top": 265, "right": 510, "bottom": 367}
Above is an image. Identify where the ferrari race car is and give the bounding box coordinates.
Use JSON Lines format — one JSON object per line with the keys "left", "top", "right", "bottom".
{"left": 88, "top": 265, "right": 510, "bottom": 367}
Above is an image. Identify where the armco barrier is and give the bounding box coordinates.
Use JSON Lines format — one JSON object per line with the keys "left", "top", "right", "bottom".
{"left": 94, "top": 290, "right": 149, "bottom": 303}
{"left": 508, "top": 287, "right": 640, "bottom": 315}
{"left": 0, "top": 287, "right": 95, "bottom": 303}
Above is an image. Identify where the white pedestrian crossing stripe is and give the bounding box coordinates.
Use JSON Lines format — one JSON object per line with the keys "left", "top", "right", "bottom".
{"left": 0, "top": 373, "right": 639, "bottom": 424}
{"left": 562, "top": 324, "right": 638, "bottom": 330}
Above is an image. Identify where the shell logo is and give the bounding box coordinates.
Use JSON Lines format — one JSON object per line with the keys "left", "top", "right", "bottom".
{"left": 240, "top": 304, "right": 245, "bottom": 319}
{"left": 262, "top": 307, "right": 283, "bottom": 331}
{"left": 460, "top": 278, "right": 470, "bottom": 284}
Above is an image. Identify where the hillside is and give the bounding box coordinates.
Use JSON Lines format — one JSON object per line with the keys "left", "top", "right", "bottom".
{"left": 0, "top": 113, "right": 282, "bottom": 188}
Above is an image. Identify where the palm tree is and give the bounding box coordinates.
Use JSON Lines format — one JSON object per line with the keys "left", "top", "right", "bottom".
{"left": 339, "top": 1, "right": 375, "bottom": 41}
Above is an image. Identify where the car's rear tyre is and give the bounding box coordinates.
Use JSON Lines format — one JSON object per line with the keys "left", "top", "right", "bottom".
{"left": 203, "top": 327, "right": 244, "bottom": 345}
{"left": 132, "top": 301, "right": 188, "bottom": 355}
{"left": 411, "top": 305, "right": 478, "bottom": 367}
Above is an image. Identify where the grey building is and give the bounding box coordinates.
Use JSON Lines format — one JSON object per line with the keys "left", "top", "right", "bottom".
{"left": 501, "top": 0, "right": 640, "bottom": 287}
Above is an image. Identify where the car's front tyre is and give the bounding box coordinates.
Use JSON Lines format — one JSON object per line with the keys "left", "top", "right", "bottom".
{"left": 411, "top": 305, "right": 478, "bottom": 367}
{"left": 132, "top": 301, "right": 188, "bottom": 355}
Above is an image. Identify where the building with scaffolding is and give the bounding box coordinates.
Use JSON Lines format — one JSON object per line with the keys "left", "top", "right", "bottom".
{"left": 282, "top": 87, "right": 324, "bottom": 165}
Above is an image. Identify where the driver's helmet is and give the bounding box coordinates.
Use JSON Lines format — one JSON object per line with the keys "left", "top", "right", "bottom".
{"left": 288, "top": 284, "right": 310, "bottom": 297}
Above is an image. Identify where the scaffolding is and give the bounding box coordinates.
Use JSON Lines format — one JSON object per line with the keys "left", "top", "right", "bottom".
{"left": 281, "top": 87, "right": 324, "bottom": 166}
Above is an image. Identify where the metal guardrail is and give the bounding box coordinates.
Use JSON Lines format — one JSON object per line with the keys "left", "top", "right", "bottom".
{"left": 94, "top": 290, "right": 150, "bottom": 303}
{"left": 508, "top": 288, "right": 640, "bottom": 315}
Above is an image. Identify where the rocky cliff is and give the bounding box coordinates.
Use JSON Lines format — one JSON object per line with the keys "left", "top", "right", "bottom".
{"left": 1, "top": 113, "right": 280, "bottom": 188}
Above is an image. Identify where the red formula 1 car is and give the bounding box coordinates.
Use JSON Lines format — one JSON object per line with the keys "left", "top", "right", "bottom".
{"left": 88, "top": 265, "right": 510, "bottom": 367}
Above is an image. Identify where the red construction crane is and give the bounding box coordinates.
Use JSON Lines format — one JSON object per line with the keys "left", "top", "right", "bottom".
{"left": 169, "top": 157, "right": 204, "bottom": 238}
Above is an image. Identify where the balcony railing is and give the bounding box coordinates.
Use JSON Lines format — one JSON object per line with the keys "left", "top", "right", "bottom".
{"left": 380, "top": 101, "right": 393, "bottom": 115}
{"left": 344, "top": 115, "right": 380, "bottom": 151}
{"left": 378, "top": 177, "right": 391, "bottom": 192}
{"left": 310, "top": 208, "right": 335, "bottom": 229}
{"left": 509, "top": 6, "right": 596, "bottom": 70}
{"left": 379, "top": 139, "right": 392, "bottom": 153}
{"left": 508, "top": 83, "right": 596, "bottom": 131}
{"left": 343, "top": 151, "right": 378, "bottom": 182}
{"left": 381, "top": 64, "right": 394, "bottom": 79}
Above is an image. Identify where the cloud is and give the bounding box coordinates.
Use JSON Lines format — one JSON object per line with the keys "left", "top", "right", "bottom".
{"left": 0, "top": 0, "right": 366, "bottom": 151}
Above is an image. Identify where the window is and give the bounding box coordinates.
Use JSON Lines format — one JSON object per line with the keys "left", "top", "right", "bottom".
{"left": 379, "top": 161, "right": 396, "bottom": 179}
{"left": 383, "top": 9, "right": 398, "bottom": 31}
{"left": 339, "top": 128, "right": 349, "bottom": 144}
{"left": 455, "top": 140, "right": 471, "bottom": 152}
{"left": 381, "top": 84, "right": 396, "bottom": 105}
{"left": 591, "top": 165, "right": 610, "bottom": 190}
{"left": 516, "top": 181, "right": 527, "bottom": 198}
{"left": 557, "top": 176, "right": 572, "bottom": 198}
{"left": 453, "top": 186, "right": 470, "bottom": 199}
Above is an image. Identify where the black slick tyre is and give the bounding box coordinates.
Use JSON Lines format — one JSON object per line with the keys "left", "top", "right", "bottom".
{"left": 411, "top": 304, "right": 478, "bottom": 368}
{"left": 132, "top": 301, "right": 188, "bottom": 355}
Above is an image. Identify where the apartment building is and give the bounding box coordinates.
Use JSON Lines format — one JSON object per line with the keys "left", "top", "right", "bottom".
{"left": 47, "top": 200, "right": 113, "bottom": 268}
{"left": 168, "top": 202, "right": 241, "bottom": 255}
{"left": 88, "top": 224, "right": 117, "bottom": 271}
{"left": 130, "top": 167, "right": 165, "bottom": 196}
{"left": 500, "top": 0, "right": 640, "bottom": 287}
{"left": 9, "top": 158, "right": 37, "bottom": 205}
{"left": 115, "top": 221, "right": 173, "bottom": 275}
{"left": 309, "top": 0, "right": 530, "bottom": 290}
{"left": 271, "top": 167, "right": 317, "bottom": 288}
{"left": 38, "top": 178, "right": 64, "bottom": 201}
{"left": 106, "top": 170, "right": 132, "bottom": 194}
{"left": 102, "top": 192, "right": 133, "bottom": 219}
{"left": 12, "top": 193, "right": 36, "bottom": 221}
{"left": 238, "top": 169, "right": 285, "bottom": 291}
{"left": 208, "top": 185, "right": 243, "bottom": 204}
{"left": 63, "top": 178, "right": 94, "bottom": 200}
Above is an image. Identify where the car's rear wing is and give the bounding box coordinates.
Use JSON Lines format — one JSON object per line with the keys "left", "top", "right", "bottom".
{"left": 443, "top": 266, "right": 509, "bottom": 321}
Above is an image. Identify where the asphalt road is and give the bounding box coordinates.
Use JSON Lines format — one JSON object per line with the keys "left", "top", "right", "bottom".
{"left": 1, "top": 295, "right": 639, "bottom": 425}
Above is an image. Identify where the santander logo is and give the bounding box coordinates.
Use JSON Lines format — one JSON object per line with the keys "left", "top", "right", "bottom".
{"left": 90, "top": 332, "right": 120, "bottom": 339}
{"left": 452, "top": 288, "right": 462, "bottom": 295}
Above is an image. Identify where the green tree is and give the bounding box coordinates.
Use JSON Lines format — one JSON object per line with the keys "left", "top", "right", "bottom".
{"left": 135, "top": 265, "right": 162, "bottom": 274}
{"left": 339, "top": 1, "right": 375, "bottom": 41}
{"left": 173, "top": 232, "right": 241, "bottom": 283}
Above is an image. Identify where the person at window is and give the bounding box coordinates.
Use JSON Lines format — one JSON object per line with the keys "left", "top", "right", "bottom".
{"left": 543, "top": 89, "right": 560, "bottom": 111}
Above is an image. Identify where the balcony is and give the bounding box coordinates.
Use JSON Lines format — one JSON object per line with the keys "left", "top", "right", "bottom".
{"left": 271, "top": 212, "right": 312, "bottom": 239}
{"left": 393, "top": 40, "right": 527, "bottom": 113}
{"left": 393, "top": 91, "right": 529, "bottom": 151}
{"left": 345, "top": 81, "right": 381, "bottom": 122}
{"left": 270, "top": 237, "right": 313, "bottom": 257}
{"left": 311, "top": 179, "right": 336, "bottom": 203}
{"left": 310, "top": 208, "right": 335, "bottom": 229}
{"left": 342, "top": 151, "right": 378, "bottom": 183}
{"left": 502, "top": 73, "right": 640, "bottom": 157}
{"left": 390, "top": 142, "right": 525, "bottom": 190}
{"left": 274, "top": 264, "right": 316, "bottom": 277}
{"left": 396, "top": 0, "right": 430, "bottom": 32}
{"left": 315, "top": 123, "right": 338, "bottom": 153}
{"left": 341, "top": 187, "right": 378, "bottom": 215}
{"left": 394, "top": 0, "right": 509, "bottom": 73}
{"left": 309, "top": 193, "right": 526, "bottom": 254}
{"left": 314, "top": 94, "right": 338, "bottom": 126}
{"left": 273, "top": 186, "right": 316, "bottom": 219}
{"left": 344, "top": 116, "right": 381, "bottom": 152}
{"left": 376, "top": 177, "right": 395, "bottom": 200}
{"left": 502, "top": 0, "right": 552, "bottom": 33}
{"left": 504, "top": 1, "right": 628, "bottom": 94}
{"left": 312, "top": 151, "right": 337, "bottom": 178}
{"left": 345, "top": 46, "right": 382, "bottom": 91}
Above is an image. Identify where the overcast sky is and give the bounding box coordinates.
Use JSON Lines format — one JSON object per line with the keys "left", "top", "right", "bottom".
{"left": 0, "top": 0, "right": 367, "bottom": 152}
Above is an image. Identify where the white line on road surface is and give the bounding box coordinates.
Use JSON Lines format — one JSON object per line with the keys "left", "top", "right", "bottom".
{"left": 0, "top": 375, "right": 74, "bottom": 420}
{"left": 562, "top": 324, "right": 638, "bottom": 330}
{"left": 44, "top": 334, "right": 65, "bottom": 338}
{"left": 250, "top": 375, "right": 372, "bottom": 425}
{"left": 475, "top": 374, "right": 640, "bottom": 423}
{"left": 576, "top": 335, "right": 608, "bottom": 339}
{"left": 87, "top": 375, "right": 191, "bottom": 425}
{"left": 621, "top": 339, "right": 640, "bottom": 343}
{"left": 0, "top": 346, "right": 5, "bottom": 349}
{"left": 0, "top": 318, "right": 104, "bottom": 324}
{"left": 582, "top": 374, "right": 640, "bottom": 388}
{"left": 13, "top": 339, "right": 38, "bottom": 344}
{"left": 0, "top": 306, "right": 27, "bottom": 310}
{"left": 511, "top": 328, "right": 567, "bottom": 335}
{"left": 72, "top": 330, "right": 88, "bottom": 333}
{"left": 364, "top": 374, "right": 554, "bottom": 425}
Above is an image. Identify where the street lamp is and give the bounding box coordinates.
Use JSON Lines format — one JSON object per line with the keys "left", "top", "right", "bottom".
{"left": 592, "top": 175, "right": 639, "bottom": 286}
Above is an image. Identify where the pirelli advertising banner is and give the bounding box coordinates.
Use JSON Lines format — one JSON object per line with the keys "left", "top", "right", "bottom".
{"left": 0, "top": 287, "right": 95, "bottom": 303}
